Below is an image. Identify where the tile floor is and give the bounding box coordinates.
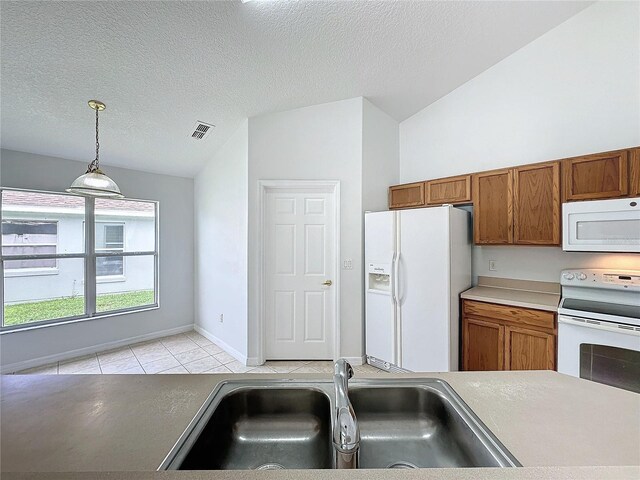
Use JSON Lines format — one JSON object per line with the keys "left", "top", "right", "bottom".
{"left": 17, "top": 330, "right": 388, "bottom": 376}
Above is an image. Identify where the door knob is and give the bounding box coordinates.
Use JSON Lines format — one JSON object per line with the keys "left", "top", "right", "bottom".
{"left": 322, "top": 280, "right": 333, "bottom": 286}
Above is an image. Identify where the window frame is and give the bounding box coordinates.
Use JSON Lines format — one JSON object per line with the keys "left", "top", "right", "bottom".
{"left": 0, "top": 187, "right": 159, "bottom": 333}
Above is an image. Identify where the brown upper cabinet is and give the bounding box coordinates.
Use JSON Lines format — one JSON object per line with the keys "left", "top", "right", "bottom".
{"left": 388, "top": 182, "right": 425, "bottom": 209}
{"left": 630, "top": 147, "right": 640, "bottom": 197}
{"left": 425, "top": 174, "right": 472, "bottom": 206}
{"left": 473, "top": 162, "right": 560, "bottom": 246}
{"left": 473, "top": 169, "right": 513, "bottom": 244}
{"left": 513, "top": 162, "right": 561, "bottom": 245}
{"left": 387, "top": 146, "right": 638, "bottom": 228}
{"left": 562, "top": 149, "right": 629, "bottom": 202}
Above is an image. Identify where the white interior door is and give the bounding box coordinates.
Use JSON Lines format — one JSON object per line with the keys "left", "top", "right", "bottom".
{"left": 264, "top": 187, "right": 336, "bottom": 360}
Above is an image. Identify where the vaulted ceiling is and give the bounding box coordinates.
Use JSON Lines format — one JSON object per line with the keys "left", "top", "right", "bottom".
{"left": 1, "top": 1, "right": 591, "bottom": 177}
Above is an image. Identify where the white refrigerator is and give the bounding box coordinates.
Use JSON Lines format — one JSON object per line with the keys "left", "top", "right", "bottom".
{"left": 365, "top": 206, "right": 471, "bottom": 372}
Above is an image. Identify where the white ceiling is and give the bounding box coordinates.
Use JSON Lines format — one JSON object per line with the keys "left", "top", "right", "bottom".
{"left": 1, "top": 1, "right": 591, "bottom": 178}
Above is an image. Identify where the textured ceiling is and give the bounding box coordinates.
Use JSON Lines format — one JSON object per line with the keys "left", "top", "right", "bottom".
{"left": 0, "top": 1, "right": 591, "bottom": 177}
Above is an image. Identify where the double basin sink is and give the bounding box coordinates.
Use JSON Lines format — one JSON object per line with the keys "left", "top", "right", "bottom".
{"left": 160, "top": 377, "right": 520, "bottom": 470}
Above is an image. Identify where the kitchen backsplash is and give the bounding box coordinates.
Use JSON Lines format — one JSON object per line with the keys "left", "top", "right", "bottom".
{"left": 472, "top": 246, "right": 640, "bottom": 284}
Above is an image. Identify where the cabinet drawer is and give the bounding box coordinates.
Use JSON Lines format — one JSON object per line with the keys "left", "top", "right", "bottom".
{"left": 426, "top": 175, "right": 472, "bottom": 205}
{"left": 389, "top": 182, "right": 425, "bottom": 209}
{"left": 463, "top": 300, "right": 555, "bottom": 331}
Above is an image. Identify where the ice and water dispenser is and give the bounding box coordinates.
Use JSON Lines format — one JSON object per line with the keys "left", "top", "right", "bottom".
{"left": 368, "top": 263, "right": 391, "bottom": 293}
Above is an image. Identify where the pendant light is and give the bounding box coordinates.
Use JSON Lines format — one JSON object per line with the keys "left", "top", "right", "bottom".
{"left": 67, "top": 100, "right": 123, "bottom": 198}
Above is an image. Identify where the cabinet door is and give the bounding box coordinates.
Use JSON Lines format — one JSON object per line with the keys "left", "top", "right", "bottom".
{"left": 505, "top": 326, "right": 555, "bottom": 371}
{"left": 463, "top": 317, "right": 504, "bottom": 371}
{"left": 513, "top": 161, "right": 560, "bottom": 245}
{"left": 630, "top": 148, "right": 640, "bottom": 197}
{"left": 388, "top": 182, "right": 425, "bottom": 209}
{"left": 562, "top": 150, "right": 629, "bottom": 201}
{"left": 425, "top": 175, "right": 472, "bottom": 205}
{"left": 472, "top": 169, "right": 513, "bottom": 244}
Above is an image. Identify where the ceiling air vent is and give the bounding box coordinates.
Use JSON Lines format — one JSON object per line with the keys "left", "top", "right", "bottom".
{"left": 191, "top": 121, "right": 215, "bottom": 140}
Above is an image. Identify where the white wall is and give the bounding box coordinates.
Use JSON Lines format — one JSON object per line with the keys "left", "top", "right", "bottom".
{"left": 0, "top": 149, "right": 194, "bottom": 370}
{"left": 362, "top": 98, "right": 400, "bottom": 212}
{"left": 247, "top": 98, "right": 364, "bottom": 361}
{"left": 194, "top": 120, "right": 249, "bottom": 361}
{"left": 399, "top": 1, "right": 640, "bottom": 283}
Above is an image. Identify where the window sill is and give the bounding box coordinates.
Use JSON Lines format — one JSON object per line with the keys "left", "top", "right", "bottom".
{"left": 4, "top": 268, "right": 59, "bottom": 278}
{"left": 0, "top": 304, "right": 159, "bottom": 334}
{"left": 96, "top": 275, "right": 126, "bottom": 284}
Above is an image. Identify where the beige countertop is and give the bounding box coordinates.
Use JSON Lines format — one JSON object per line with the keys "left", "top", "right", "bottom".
{"left": 461, "top": 276, "right": 561, "bottom": 312}
{"left": 2, "top": 371, "right": 639, "bottom": 477}
{"left": 3, "top": 466, "right": 640, "bottom": 480}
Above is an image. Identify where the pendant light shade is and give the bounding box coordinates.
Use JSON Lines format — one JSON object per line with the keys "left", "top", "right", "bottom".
{"left": 67, "top": 171, "right": 123, "bottom": 197}
{"left": 67, "top": 100, "right": 124, "bottom": 198}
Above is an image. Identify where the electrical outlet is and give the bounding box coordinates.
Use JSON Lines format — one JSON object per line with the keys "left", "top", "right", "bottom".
{"left": 219, "top": 314, "right": 224, "bottom": 323}
{"left": 489, "top": 260, "right": 497, "bottom": 271}
{"left": 343, "top": 259, "right": 353, "bottom": 270}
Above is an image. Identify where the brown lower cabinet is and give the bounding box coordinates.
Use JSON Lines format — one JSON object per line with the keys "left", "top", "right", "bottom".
{"left": 504, "top": 325, "right": 555, "bottom": 370}
{"left": 463, "top": 317, "right": 504, "bottom": 371}
{"left": 462, "top": 299, "right": 556, "bottom": 371}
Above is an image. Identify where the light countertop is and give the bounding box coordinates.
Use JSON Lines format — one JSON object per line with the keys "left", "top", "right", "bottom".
{"left": 1, "top": 370, "right": 639, "bottom": 478}
{"left": 461, "top": 276, "right": 561, "bottom": 312}
{"left": 3, "top": 466, "right": 640, "bottom": 480}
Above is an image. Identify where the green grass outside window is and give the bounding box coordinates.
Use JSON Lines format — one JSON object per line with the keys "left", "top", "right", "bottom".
{"left": 3, "top": 290, "right": 155, "bottom": 327}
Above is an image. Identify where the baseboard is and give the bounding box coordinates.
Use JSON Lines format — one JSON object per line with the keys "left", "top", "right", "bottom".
{"left": 245, "top": 355, "right": 363, "bottom": 366}
{"left": 342, "top": 355, "right": 365, "bottom": 366}
{"left": 194, "top": 325, "right": 248, "bottom": 365}
{"left": 1, "top": 324, "right": 195, "bottom": 374}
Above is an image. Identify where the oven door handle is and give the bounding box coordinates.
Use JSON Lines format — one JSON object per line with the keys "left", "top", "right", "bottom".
{"left": 559, "top": 315, "right": 640, "bottom": 337}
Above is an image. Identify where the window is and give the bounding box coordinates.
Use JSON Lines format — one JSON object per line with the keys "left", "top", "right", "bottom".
{"left": 1, "top": 189, "right": 158, "bottom": 330}
{"left": 2, "top": 220, "right": 58, "bottom": 271}
{"left": 96, "top": 223, "right": 124, "bottom": 277}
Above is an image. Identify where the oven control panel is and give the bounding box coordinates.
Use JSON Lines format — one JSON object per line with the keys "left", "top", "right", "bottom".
{"left": 561, "top": 269, "right": 640, "bottom": 290}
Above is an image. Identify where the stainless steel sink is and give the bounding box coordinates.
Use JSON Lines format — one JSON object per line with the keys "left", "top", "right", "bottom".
{"left": 159, "top": 378, "right": 520, "bottom": 470}
{"left": 350, "top": 383, "right": 519, "bottom": 468}
{"left": 164, "top": 385, "right": 333, "bottom": 470}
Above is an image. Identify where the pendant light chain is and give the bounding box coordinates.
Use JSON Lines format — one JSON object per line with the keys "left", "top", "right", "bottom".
{"left": 95, "top": 106, "right": 100, "bottom": 164}
{"left": 87, "top": 106, "right": 100, "bottom": 173}
{"left": 67, "top": 99, "right": 123, "bottom": 198}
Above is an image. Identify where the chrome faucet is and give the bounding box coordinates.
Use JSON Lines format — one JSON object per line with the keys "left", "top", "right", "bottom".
{"left": 333, "top": 359, "right": 360, "bottom": 469}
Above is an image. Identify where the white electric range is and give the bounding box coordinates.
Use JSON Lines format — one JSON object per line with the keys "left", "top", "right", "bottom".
{"left": 557, "top": 269, "right": 640, "bottom": 393}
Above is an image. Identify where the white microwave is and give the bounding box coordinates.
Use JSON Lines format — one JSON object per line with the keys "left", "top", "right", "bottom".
{"left": 563, "top": 197, "right": 640, "bottom": 252}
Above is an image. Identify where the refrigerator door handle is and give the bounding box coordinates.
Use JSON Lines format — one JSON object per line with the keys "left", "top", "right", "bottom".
{"left": 395, "top": 251, "right": 403, "bottom": 366}
{"left": 396, "top": 252, "right": 404, "bottom": 304}
{"left": 390, "top": 252, "right": 396, "bottom": 305}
